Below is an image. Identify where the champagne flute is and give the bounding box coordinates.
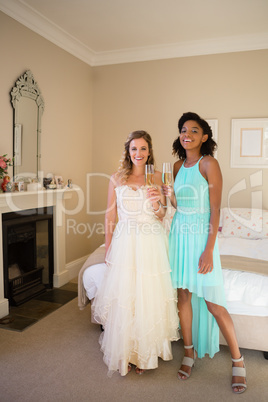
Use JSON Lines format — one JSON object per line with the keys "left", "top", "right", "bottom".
{"left": 162, "top": 162, "right": 172, "bottom": 185}
{"left": 145, "top": 164, "right": 154, "bottom": 187}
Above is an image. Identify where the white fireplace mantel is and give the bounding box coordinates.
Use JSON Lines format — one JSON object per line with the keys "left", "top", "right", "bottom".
{"left": 0, "top": 188, "right": 77, "bottom": 318}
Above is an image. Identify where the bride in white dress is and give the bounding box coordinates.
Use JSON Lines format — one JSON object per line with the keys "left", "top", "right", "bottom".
{"left": 92, "top": 131, "right": 179, "bottom": 376}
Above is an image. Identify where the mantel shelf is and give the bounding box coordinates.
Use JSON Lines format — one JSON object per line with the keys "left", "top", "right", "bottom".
{"left": 0, "top": 188, "right": 78, "bottom": 213}
{"left": 0, "top": 188, "right": 75, "bottom": 199}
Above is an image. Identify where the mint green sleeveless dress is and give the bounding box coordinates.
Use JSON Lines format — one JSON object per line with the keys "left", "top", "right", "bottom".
{"left": 169, "top": 157, "right": 226, "bottom": 358}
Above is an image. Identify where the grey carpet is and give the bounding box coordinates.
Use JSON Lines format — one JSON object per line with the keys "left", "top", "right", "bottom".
{"left": 0, "top": 297, "right": 267, "bottom": 402}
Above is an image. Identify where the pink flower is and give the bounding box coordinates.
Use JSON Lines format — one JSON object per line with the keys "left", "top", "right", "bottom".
{"left": 0, "top": 159, "right": 7, "bottom": 169}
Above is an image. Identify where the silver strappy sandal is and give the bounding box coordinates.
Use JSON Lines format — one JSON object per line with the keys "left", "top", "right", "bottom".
{"left": 178, "top": 344, "right": 196, "bottom": 380}
{"left": 232, "top": 356, "right": 247, "bottom": 394}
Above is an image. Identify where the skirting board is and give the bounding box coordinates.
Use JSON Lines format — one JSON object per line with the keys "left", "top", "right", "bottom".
{"left": 0, "top": 298, "right": 9, "bottom": 319}
{"left": 66, "top": 255, "right": 90, "bottom": 281}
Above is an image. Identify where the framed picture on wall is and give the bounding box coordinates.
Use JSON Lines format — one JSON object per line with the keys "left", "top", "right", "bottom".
{"left": 231, "top": 118, "right": 268, "bottom": 168}
{"left": 206, "top": 119, "right": 218, "bottom": 159}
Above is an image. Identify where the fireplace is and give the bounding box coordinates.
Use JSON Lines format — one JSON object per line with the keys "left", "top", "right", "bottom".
{"left": 0, "top": 188, "right": 75, "bottom": 318}
{"left": 2, "top": 207, "right": 54, "bottom": 306}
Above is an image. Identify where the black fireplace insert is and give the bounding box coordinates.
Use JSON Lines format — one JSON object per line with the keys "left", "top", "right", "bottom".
{"left": 2, "top": 207, "right": 54, "bottom": 306}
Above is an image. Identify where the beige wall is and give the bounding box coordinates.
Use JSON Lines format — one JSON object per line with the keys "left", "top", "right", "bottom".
{"left": 1, "top": 11, "right": 268, "bottom": 262}
{"left": 0, "top": 12, "right": 93, "bottom": 262}
{"left": 92, "top": 52, "right": 268, "bottom": 240}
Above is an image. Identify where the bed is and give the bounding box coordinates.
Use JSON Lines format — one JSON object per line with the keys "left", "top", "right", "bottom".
{"left": 78, "top": 207, "right": 268, "bottom": 353}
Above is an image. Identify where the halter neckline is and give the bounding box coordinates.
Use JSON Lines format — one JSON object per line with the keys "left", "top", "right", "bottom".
{"left": 183, "top": 155, "right": 203, "bottom": 168}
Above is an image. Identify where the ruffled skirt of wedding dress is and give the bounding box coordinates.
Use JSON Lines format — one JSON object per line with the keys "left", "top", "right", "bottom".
{"left": 92, "top": 220, "right": 179, "bottom": 376}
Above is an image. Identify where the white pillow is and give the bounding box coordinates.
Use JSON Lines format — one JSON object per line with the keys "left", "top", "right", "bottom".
{"left": 221, "top": 207, "right": 268, "bottom": 239}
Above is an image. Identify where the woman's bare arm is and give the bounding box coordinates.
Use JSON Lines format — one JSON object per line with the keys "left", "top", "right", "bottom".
{"left": 198, "top": 156, "right": 222, "bottom": 274}
{"left": 105, "top": 175, "right": 117, "bottom": 258}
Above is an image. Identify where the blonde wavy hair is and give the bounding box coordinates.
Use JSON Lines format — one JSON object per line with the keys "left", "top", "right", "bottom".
{"left": 116, "top": 130, "right": 155, "bottom": 183}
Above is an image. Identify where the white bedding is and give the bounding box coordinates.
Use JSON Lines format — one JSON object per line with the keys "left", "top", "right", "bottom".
{"left": 83, "top": 237, "right": 268, "bottom": 317}
{"left": 218, "top": 236, "right": 268, "bottom": 261}
{"left": 83, "top": 262, "right": 107, "bottom": 300}
{"left": 222, "top": 269, "right": 268, "bottom": 316}
{"left": 218, "top": 236, "right": 268, "bottom": 316}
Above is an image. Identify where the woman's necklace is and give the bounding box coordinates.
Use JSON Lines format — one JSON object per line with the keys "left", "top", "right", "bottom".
{"left": 184, "top": 157, "right": 201, "bottom": 167}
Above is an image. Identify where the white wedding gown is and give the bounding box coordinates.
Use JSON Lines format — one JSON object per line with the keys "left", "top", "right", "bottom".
{"left": 92, "top": 185, "right": 179, "bottom": 376}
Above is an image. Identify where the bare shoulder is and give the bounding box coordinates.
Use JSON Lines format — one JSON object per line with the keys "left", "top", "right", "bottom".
{"left": 200, "top": 155, "right": 222, "bottom": 181}
{"left": 174, "top": 159, "right": 184, "bottom": 169}
{"left": 173, "top": 159, "right": 184, "bottom": 177}
{"left": 110, "top": 173, "right": 121, "bottom": 188}
{"left": 201, "top": 155, "right": 221, "bottom": 170}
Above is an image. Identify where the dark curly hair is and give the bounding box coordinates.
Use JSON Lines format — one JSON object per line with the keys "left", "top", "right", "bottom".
{"left": 172, "top": 112, "right": 217, "bottom": 159}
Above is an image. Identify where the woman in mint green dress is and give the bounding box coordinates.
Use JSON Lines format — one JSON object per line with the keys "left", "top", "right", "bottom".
{"left": 163, "top": 112, "right": 247, "bottom": 394}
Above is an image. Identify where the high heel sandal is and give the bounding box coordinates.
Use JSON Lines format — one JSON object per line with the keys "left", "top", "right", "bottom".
{"left": 178, "top": 344, "right": 196, "bottom": 380}
{"left": 135, "top": 367, "right": 145, "bottom": 375}
{"left": 232, "top": 356, "right": 247, "bottom": 394}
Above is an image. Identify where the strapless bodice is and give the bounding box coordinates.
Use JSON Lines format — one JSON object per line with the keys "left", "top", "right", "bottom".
{"left": 115, "top": 185, "right": 157, "bottom": 223}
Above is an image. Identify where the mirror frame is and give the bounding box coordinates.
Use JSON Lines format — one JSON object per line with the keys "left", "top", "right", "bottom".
{"left": 10, "top": 70, "right": 44, "bottom": 180}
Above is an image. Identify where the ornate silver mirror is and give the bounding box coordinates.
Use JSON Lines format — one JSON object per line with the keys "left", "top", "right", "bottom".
{"left": 10, "top": 70, "right": 44, "bottom": 180}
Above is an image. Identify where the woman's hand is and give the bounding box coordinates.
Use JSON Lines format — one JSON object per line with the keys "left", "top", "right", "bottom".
{"left": 146, "top": 185, "right": 161, "bottom": 204}
{"left": 105, "top": 259, "right": 108, "bottom": 266}
{"left": 146, "top": 171, "right": 166, "bottom": 217}
{"left": 198, "top": 249, "right": 214, "bottom": 274}
{"left": 162, "top": 184, "right": 173, "bottom": 198}
{"left": 162, "top": 184, "right": 177, "bottom": 209}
